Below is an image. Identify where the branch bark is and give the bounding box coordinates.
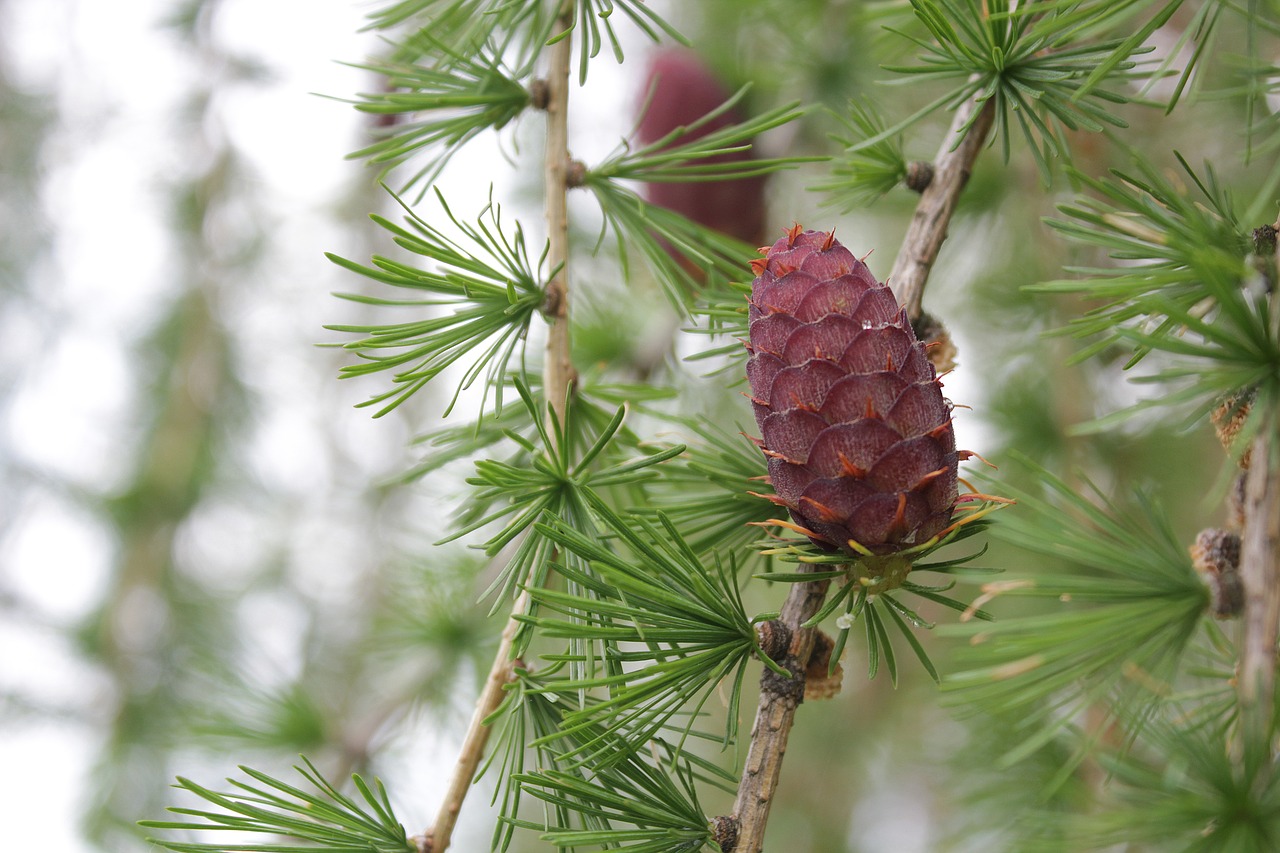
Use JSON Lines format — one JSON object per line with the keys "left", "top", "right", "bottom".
{"left": 541, "top": 1, "right": 578, "bottom": 427}
{"left": 726, "top": 90, "right": 996, "bottom": 853}
{"left": 423, "top": 588, "right": 530, "bottom": 853}
{"left": 888, "top": 94, "right": 997, "bottom": 322}
{"left": 1238, "top": 228, "right": 1280, "bottom": 746}
{"left": 728, "top": 570, "right": 832, "bottom": 853}
{"left": 422, "top": 5, "right": 576, "bottom": 850}
{"left": 1239, "top": 428, "right": 1280, "bottom": 742}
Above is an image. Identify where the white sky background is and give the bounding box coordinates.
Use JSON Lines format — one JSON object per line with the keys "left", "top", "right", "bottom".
{"left": 0, "top": 1, "right": 388, "bottom": 848}
{"left": 0, "top": 1, "right": 988, "bottom": 850}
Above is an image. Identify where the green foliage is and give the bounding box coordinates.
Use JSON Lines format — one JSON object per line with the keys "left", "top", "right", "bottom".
{"left": 1037, "top": 154, "right": 1254, "bottom": 350}
{"left": 1120, "top": 0, "right": 1280, "bottom": 123}
{"left": 508, "top": 737, "right": 724, "bottom": 852}
{"left": 1073, "top": 715, "right": 1280, "bottom": 851}
{"left": 941, "top": 711, "right": 1092, "bottom": 852}
{"left": 361, "top": 0, "right": 557, "bottom": 68}
{"left": 1035, "top": 154, "right": 1280, "bottom": 435}
{"left": 370, "top": 0, "right": 688, "bottom": 84}
{"left": 439, "top": 379, "right": 682, "bottom": 607}
{"left": 560, "top": 0, "right": 688, "bottom": 83}
{"left": 586, "top": 180, "right": 758, "bottom": 311}
{"left": 344, "top": 41, "right": 531, "bottom": 193}
{"left": 326, "top": 189, "right": 547, "bottom": 417}
{"left": 943, "top": 458, "right": 1208, "bottom": 768}
{"left": 635, "top": 418, "right": 779, "bottom": 556}
{"left": 686, "top": 279, "right": 754, "bottom": 368}
{"left": 813, "top": 99, "right": 910, "bottom": 210}
{"left": 400, "top": 376, "right": 657, "bottom": 481}
{"left": 591, "top": 90, "right": 814, "bottom": 185}
{"left": 581, "top": 93, "right": 814, "bottom": 312}
{"left": 1241, "top": 60, "right": 1280, "bottom": 158}
{"left": 483, "top": 671, "right": 592, "bottom": 853}
{"left": 523, "top": 495, "right": 764, "bottom": 762}
{"left": 140, "top": 759, "right": 413, "bottom": 853}
{"left": 368, "top": 555, "right": 492, "bottom": 649}
{"left": 875, "top": 0, "right": 1152, "bottom": 180}
{"left": 363, "top": 0, "right": 490, "bottom": 32}
{"left": 757, "top": 510, "right": 1003, "bottom": 685}
{"left": 487, "top": 654, "right": 734, "bottom": 852}
{"left": 192, "top": 684, "right": 330, "bottom": 754}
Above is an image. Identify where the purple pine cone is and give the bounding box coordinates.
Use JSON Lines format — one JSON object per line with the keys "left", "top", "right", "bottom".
{"left": 746, "top": 226, "right": 959, "bottom": 556}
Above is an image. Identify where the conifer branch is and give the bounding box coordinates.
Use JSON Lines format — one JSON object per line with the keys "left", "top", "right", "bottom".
{"left": 542, "top": 0, "right": 578, "bottom": 428}
{"left": 1238, "top": 227, "right": 1280, "bottom": 746}
{"left": 422, "top": 588, "right": 530, "bottom": 853}
{"left": 888, "top": 92, "right": 996, "bottom": 321}
{"left": 1239, "top": 427, "right": 1280, "bottom": 741}
{"left": 424, "top": 4, "right": 577, "bottom": 850}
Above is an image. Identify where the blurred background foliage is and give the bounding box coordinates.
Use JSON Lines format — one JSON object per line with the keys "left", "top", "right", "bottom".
{"left": 1, "top": 0, "right": 1274, "bottom": 851}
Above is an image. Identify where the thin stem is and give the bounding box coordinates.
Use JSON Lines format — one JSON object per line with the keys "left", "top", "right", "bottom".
{"left": 423, "top": 588, "right": 531, "bottom": 853}
{"left": 543, "top": 0, "right": 578, "bottom": 427}
{"left": 888, "top": 93, "right": 997, "bottom": 321}
{"left": 1238, "top": 235, "right": 1280, "bottom": 747}
{"left": 422, "top": 5, "right": 576, "bottom": 850}
{"left": 729, "top": 569, "right": 832, "bottom": 853}
{"left": 1239, "top": 428, "right": 1280, "bottom": 744}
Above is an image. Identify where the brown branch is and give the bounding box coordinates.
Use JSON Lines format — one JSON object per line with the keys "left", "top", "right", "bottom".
{"left": 421, "top": 5, "right": 576, "bottom": 850}
{"left": 725, "top": 90, "right": 997, "bottom": 853}
{"left": 420, "top": 589, "right": 530, "bottom": 853}
{"left": 542, "top": 0, "right": 578, "bottom": 428}
{"left": 1238, "top": 227, "right": 1280, "bottom": 745}
{"left": 727, "top": 570, "right": 833, "bottom": 853}
{"left": 888, "top": 94, "right": 997, "bottom": 322}
{"left": 1239, "top": 429, "right": 1280, "bottom": 741}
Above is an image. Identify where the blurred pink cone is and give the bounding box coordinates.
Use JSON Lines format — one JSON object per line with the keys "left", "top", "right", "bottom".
{"left": 637, "top": 49, "right": 768, "bottom": 252}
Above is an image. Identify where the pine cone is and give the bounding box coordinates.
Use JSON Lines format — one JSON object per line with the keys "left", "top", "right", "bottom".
{"left": 636, "top": 49, "right": 767, "bottom": 247}
{"left": 746, "top": 226, "right": 959, "bottom": 556}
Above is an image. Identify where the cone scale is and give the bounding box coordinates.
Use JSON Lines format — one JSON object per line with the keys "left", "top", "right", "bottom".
{"left": 746, "top": 226, "right": 959, "bottom": 557}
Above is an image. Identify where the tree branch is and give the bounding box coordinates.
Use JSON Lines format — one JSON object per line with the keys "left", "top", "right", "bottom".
{"left": 542, "top": 1, "right": 578, "bottom": 427}
{"left": 1239, "top": 429, "right": 1280, "bottom": 740}
{"left": 1238, "top": 228, "right": 1280, "bottom": 745}
{"left": 726, "top": 90, "right": 996, "bottom": 853}
{"left": 727, "top": 569, "right": 832, "bottom": 853}
{"left": 888, "top": 94, "right": 996, "bottom": 322}
{"left": 422, "top": 588, "right": 530, "bottom": 853}
{"left": 422, "top": 5, "right": 576, "bottom": 850}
